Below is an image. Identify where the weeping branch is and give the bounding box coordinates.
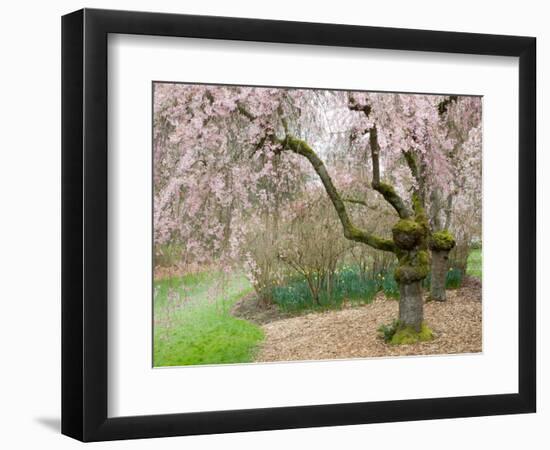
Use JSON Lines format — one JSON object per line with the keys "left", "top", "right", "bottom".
{"left": 369, "top": 127, "right": 412, "bottom": 219}
{"left": 348, "top": 95, "right": 413, "bottom": 219}
{"left": 343, "top": 198, "right": 387, "bottom": 212}
{"left": 403, "top": 150, "right": 420, "bottom": 185}
{"left": 277, "top": 105, "right": 289, "bottom": 134}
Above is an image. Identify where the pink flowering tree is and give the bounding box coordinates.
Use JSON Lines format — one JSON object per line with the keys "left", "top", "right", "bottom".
{"left": 154, "top": 83, "right": 481, "bottom": 342}
{"left": 153, "top": 84, "right": 306, "bottom": 273}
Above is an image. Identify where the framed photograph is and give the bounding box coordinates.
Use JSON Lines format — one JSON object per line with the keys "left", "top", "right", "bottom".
{"left": 61, "top": 8, "right": 536, "bottom": 442}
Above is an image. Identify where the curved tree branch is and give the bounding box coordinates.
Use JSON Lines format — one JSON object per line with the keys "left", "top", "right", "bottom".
{"left": 348, "top": 95, "right": 412, "bottom": 219}
{"left": 236, "top": 102, "right": 256, "bottom": 121}
{"left": 342, "top": 197, "right": 368, "bottom": 207}
{"left": 403, "top": 150, "right": 420, "bottom": 184}
{"left": 280, "top": 135, "right": 396, "bottom": 253}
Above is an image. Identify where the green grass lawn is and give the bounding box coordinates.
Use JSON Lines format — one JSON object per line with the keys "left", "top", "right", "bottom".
{"left": 153, "top": 271, "right": 263, "bottom": 367}
{"left": 467, "top": 248, "right": 482, "bottom": 279}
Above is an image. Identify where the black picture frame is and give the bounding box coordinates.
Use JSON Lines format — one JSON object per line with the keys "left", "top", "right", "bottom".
{"left": 61, "top": 8, "right": 536, "bottom": 442}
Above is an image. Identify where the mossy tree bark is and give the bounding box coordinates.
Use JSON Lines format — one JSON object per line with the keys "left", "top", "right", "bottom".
{"left": 398, "top": 282, "right": 423, "bottom": 329}
{"left": 391, "top": 193, "right": 430, "bottom": 331}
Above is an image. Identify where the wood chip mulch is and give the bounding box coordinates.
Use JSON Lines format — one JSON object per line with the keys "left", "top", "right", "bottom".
{"left": 254, "top": 279, "right": 482, "bottom": 362}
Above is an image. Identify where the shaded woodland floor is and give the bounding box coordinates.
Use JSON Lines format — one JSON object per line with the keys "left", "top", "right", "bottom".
{"left": 232, "top": 277, "right": 482, "bottom": 362}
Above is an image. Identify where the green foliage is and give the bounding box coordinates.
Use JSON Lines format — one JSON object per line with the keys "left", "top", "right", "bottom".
{"left": 467, "top": 249, "right": 482, "bottom": 279}
{"left": 270, "top": 266, "right": 403, "bottom": 311}
{"left": 378, "top": 270, "right": 400, "bottom": 299}
{"left": 423, "top": 267, "right": 464, "bottom": 290}
{"left": 445, "top": 267, "right": 463, "bottom": 289}
{"left": 271, "top": 266, "right": 380, "bottom": 311}
{"left": 470, "top": 238, "right": 482, "bottom": 250}
{"left": 153, "top": 272, "right": 264, "bottom": 367}
{"left": 377, "top": 319, "right": 401, "bottom": 343}
{"left": 332, "top": 267, "right": 380, "bottom": 303}
{"left": 390, "top": 323, "right": 434, "bottom": 345}
{"left": 270, "top": 277, "right": 322, "bottom": 311}
{"left": 271, "top": 248, "right": 479, "bottom": 313}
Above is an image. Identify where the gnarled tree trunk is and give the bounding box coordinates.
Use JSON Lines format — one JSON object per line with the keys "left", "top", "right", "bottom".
{"left": 391, "top": 207, "right": 430, "bottom": 331}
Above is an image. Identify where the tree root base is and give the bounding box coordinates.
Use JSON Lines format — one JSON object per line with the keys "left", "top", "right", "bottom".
{"left": 390, "top": 323, "right": 434, "bottom": 345}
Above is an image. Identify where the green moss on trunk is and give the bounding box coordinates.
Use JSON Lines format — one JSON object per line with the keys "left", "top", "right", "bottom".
{"left": 394, "top": 250, "right": 430, "bottom": 283}
{"left": 429, "top": 230, "right": 456, "bottom": 251}
{"left": 390, "top": 323, "right": 434, "bottom": 345}
{"left": 392, "top": 219, "right": 424, "bottom": 250}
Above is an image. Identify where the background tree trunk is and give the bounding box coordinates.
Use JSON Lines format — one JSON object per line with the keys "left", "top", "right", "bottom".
{"left": 428, "top": 230, "right": 456, "bottom": 301}
{"left": 430, "top": 250, "right": 449, "bottom": 301}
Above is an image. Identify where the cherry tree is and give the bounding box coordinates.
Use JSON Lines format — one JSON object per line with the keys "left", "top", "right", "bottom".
{"left": 224, "top": 91, "right": 445, "bottom": 335}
